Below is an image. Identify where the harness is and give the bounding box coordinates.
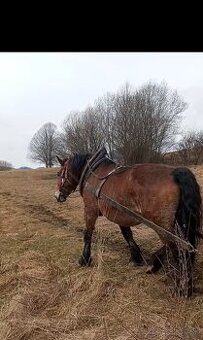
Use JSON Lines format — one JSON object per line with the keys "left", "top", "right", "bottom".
{"left": 78, "top": 146, "right": 129, "bottom": 197}
{"left": 57, "top": 146, "right": 197, "bottom": 253}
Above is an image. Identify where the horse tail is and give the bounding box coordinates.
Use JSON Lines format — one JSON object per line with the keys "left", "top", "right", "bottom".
{"left": 172, "top": 167, "right": 202, "bottom": 297}
{"left": 172, "top": 167, "right": 202, "bottom": 258}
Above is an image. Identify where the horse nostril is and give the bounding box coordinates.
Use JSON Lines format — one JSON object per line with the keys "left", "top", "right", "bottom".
{"left": 54, "top": 191, "right": 67, "bottom": 202}
{"left": 54, "top": 191, "right": 60, "bottom": 200}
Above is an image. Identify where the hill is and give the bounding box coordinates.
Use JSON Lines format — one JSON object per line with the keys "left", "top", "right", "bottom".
{"left": 17, "top": 166, "right": 32, "bottom": 170}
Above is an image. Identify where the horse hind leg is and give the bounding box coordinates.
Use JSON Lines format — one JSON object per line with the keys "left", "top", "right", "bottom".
{"left": 120, "top": 226, "right": 143, "bottom": 265}
{"left": 146, "top": 245, "right": 166, "bottom": 274}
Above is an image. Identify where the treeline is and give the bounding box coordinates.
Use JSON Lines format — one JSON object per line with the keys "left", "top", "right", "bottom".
{"left": 168, "top": 131, "right": 203, "bottom": 165}
{"left": 28, "top": 81, "right": 202, "bottom": 168}
{"left": 0, "top": 160, "right": 13, "bottom": 171}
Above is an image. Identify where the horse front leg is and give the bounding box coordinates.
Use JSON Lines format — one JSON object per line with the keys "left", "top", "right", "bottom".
{"left": 78, "top": 212, "right": 97, "bottom": 266}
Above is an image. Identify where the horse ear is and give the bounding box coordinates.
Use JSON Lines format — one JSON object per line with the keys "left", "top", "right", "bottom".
{"left": 56, "top": 156, "right": 63, "bottom": 165}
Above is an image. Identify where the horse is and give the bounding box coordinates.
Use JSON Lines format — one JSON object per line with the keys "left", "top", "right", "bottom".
{"left": 54, "top": 147, "right": 202, "bottom": 297}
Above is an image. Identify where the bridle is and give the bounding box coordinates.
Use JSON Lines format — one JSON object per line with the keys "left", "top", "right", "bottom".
{"left": 58, "top": 151, "right": 127, "bottom": 198}
{"left": 57, "top": 160, "right": 79, "bottom": 195}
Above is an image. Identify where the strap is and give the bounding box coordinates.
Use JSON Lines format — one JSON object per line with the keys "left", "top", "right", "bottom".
{"left": 95, "top": 166, "right": 125, "bottom": 198}
{"left": 78, "top": 147, "right": 107, "bottom": 195}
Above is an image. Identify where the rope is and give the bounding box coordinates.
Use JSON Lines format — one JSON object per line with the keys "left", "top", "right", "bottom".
{"left": 84, "top": 181, "right": 196, "bottom": 253}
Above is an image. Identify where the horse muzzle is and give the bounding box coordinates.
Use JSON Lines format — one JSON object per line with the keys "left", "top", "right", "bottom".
{"left": 54, "top": 191, "right": 67, "bottom": 202}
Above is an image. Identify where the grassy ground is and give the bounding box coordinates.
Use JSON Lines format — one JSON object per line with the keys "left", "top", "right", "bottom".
{"left": 0, "top": 166, "right": 203, "bottom": 339}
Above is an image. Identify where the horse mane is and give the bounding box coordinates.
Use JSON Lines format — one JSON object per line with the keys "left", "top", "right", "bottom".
{"left": 69, "top": 154, "right": 91, "bottom": 173}
{"left": 69, "top": 152, "right": 115, "bottom": 174}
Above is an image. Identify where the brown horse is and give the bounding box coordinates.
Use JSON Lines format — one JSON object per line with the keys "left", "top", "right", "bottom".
{"left": 55, "top": 147, "right": 202, "bottom": 296}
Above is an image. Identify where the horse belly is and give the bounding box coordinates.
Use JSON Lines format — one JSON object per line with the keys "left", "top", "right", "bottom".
{"left": 98, "top": 200, "right": 141, "bottom": 226}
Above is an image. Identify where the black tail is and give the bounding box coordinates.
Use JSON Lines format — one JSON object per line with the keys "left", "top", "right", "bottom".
{"left": 173, "top": 167, "right": 202, "bottom": 254}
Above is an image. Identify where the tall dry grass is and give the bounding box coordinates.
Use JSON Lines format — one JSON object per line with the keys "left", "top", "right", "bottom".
{"left": 0, "top": 168, "right": 203, "bottom": 339}
{"left": 0, "top": 235, "right": 203, "bottom": 340}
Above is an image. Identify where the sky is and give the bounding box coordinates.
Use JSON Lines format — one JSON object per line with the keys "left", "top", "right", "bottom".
{"left": 0, "top": 52, "right": 203, "bottom": 168}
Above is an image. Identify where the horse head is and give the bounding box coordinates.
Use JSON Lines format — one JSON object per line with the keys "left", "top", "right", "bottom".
{"left": 54, "top": 153, "right": 91, "bottom": 202}
{"left": 54, "top": 155, "right": 79, "bottom": 202}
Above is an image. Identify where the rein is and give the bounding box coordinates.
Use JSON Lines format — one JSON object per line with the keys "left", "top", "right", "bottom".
{"left": 84, "top": 181, "right": 196, "bottom": 253}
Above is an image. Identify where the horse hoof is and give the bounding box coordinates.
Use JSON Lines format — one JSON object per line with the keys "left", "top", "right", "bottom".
{"left": 129, "top": 257, "right": 143, "bottom": 266}
{"left": 128, "top": 261, "right": 136, "bottom": 267}
{"left": 146, "top": 265, "right": 155, "bottom": 274}
{"left": 78, "top": 256, "right": 92, "bottom": 267}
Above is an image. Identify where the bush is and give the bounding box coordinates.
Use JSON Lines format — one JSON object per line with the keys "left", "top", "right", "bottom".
{"left": 0, "top": 160, "right": 13, "bottom": 171}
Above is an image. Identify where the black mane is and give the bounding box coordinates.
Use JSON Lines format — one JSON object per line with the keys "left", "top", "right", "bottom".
{"left": 70, "top": 154, "right": 91, "bottom": 173}
{"left": 69, "top": 152, "right": 115, "bottom": 174}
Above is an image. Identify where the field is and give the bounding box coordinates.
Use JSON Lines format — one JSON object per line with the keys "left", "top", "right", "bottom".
{"left": 1, "top": 166, "right": 203, "bottom": 340}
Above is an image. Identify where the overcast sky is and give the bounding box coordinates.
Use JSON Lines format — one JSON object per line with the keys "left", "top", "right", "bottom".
{"left": 0, "top": 52, "right": 203, "bottom": 168}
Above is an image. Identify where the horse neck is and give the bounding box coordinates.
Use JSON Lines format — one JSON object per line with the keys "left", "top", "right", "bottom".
{"left": 78, "top": 162, "right": 88, "bottom": 178}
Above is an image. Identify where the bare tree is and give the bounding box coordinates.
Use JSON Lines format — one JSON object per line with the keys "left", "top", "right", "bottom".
{"left": 61, "top": 81, "right": 187, "bottom": 164}
{"left": 112, "top": 82, "right": 187, "bottom": 164}
{"left": 62, "top": 111, "right": 88, "bottom": 154}
{"left": 94, "top": 92, "right": 116, "bottom": 157}
{"left": 178, "top": 130, "right": 203, "bottom": 165}
{"left": 0, "top": 160, "right": 13, "bottom": 171}
{"left": 28, "top": 122, "right": 60, "bottom": 168}
{"left": 62, "top": 107, "right": 104, "bottom": 154}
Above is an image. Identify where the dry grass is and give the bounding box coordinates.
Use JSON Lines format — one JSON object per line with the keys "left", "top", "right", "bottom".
{"left": 1, "top": 167, "right": 203, "bottom": 339}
